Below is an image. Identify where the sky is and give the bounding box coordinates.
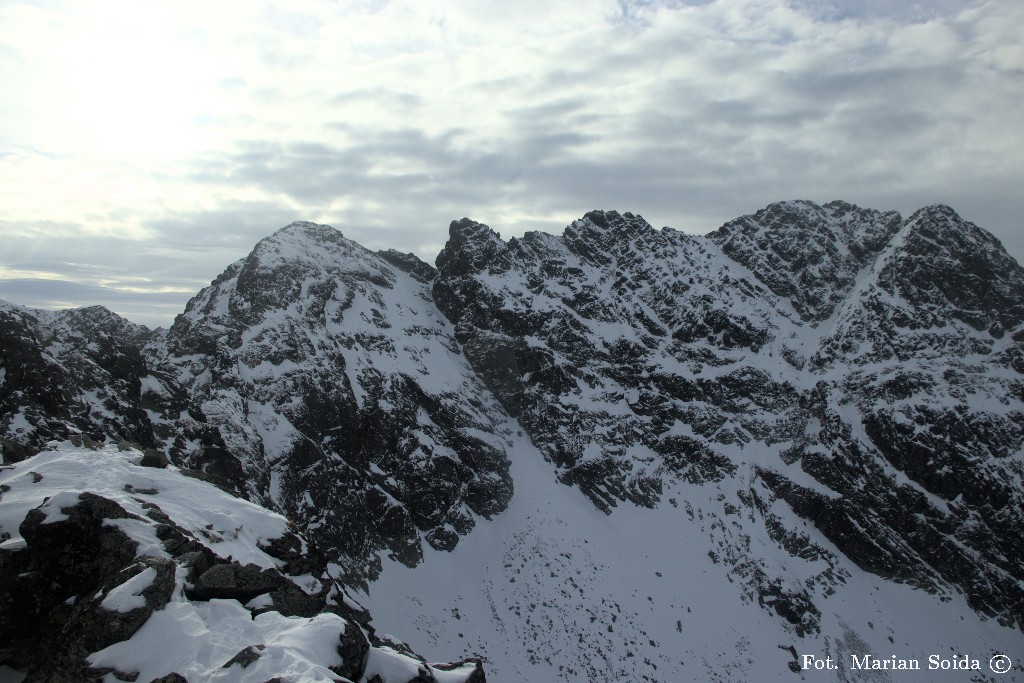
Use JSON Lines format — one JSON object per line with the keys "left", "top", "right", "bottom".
{"left": 1, "top": 0, "right": 1022, "bottom": 328}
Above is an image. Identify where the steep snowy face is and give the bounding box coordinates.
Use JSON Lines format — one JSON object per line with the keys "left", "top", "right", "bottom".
{"left": 435, "top": 210, "right": 801, "bottom": 512}
{"left": 708, "top": 200, "right": 902, "bottom": 323}
{"left": 157, "top": 222, "right": 513, "bottom": 583}
{"left": 432, "top": 203, "right": 1024, "bottom": 637}
{"left": 0, "top": 302, "right": 156, "bottom": 461}
{"left": 789, "top": 205, "right": 1024, "bottom": 627}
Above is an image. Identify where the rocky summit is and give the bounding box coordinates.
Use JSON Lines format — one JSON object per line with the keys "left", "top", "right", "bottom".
{"left": 151, "top": 221, "right": 513, "bottom": 585}
{"left": 1, "top": 200, "right": 1022, "bottom": 681}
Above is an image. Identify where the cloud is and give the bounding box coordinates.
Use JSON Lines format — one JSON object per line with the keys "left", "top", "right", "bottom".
{"left": 788, "top": 0, "right": 971, "bottom": 23}
{"left": 1, "top": 0, "right": 1022, "bottom": 326}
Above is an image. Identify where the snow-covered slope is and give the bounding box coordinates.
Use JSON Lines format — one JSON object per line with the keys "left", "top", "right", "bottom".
{"left": 362, "top": 432, "right": 1022, "bottom": 682}
{"left": 1, "top": 201, "right": 1022, "bottom": 681}
{"left": 151, "top": 222, "right": 513, "bottom": 584}
{"left": 0, "top": 442, "right": 485, "bottom": 682}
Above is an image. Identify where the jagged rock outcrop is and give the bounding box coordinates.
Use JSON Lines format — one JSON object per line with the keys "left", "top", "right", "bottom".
{"left": 434, "top": 210, "right": 788, "bottom": 512}
{"left": 0, "top": 444, "right": 487, "bottom": 682}
{"left": 708, "top": 200, "right": 902, "bottom": 323}
{"left": 0, "top": 303, "right": 156, "bottom": 460}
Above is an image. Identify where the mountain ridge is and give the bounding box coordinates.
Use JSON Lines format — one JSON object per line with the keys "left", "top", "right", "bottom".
{"left": 2, "top": 199, "right": 1022, "bottom": 681}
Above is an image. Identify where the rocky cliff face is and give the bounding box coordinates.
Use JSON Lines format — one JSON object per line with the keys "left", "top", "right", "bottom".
{"left": 1, "top": 200, "right": 1022, "bottom": 681}
{"left": 794, "top": 205, "right": 1024, "bottom": 627}
{"left": 432, "top": 202, "right": 1024, "bottom": 633}
{"left": 151, "top": 222, "right": 513, "bottom": 584}
{"left": 708, "top": 200, "right": 903, "bottom": 323}
{"left": 433, "top": 210, "right": 789, "bottom": 512}
{"left": 0, "top": 302, "right": 156, "bottom": 461}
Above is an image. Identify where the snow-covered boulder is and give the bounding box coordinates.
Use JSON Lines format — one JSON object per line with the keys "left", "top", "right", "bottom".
{"left": 0, "top": 443, "right": 486, "bottom": 682}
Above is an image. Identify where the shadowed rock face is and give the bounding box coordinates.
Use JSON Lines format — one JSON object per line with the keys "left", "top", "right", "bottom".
{"left": 0, "top": 303, "right": 156, "bottom": 458}
{"left": 708, "top": 200, "right": 903, "bottom": 323}
{"left": 433, "top": 203, "right": 1024, "bottom": 630}
{"left": 2, "top": 201, "right": 1022, "bottom": 638}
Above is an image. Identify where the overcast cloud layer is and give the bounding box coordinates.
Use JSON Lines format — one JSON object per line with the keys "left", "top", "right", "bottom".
{"left": 1, "top": 0, "right": 1022, "bottom": 327}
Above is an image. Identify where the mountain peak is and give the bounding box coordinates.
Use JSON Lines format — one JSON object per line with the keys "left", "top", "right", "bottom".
{"left": 253, "top": 221, "right": 349, "bottom": 261}
{"left": 571, "top": 209, "right": 653, "bottom": 240}
{"left": 435, "top": 218, "right": 509, "bottom": 277}
{"left": 551, "top": 210, "right": 656, "bottom": 267}
{"left": 878, "top": 204, "right": 1024, "bottom": 335}
{"left": 899, "top": 204, "right": 1001, "bottom": 249}
{"left": 577, "top": 209, "right": 647, "bottom": 230}
{"left": 272, "top": 219, "right": 339, "bottom": 237}
{"left": 709, "top": 199, "right": 902, "bottom": 322}
{"left": 906, "top": 203, "right": 959, "bottom": 220}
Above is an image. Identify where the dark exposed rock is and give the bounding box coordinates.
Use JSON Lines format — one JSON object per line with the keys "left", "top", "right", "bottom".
{"left": 376, "top": 249, "right": 438, "bottom": 284}
{"left": 92, "top": 556, "right": 176, "bottom": 644}
{"left": 435, "top": 218, "right": 512, "bottom": 278}
{"left": 708, "top": 199, "right": 902, "bottom": 323}
{"left": 188, "top": 562, "right": 285, "bottom": 602}
{"left": 258, "top": 527, "right": 321, "bottom": 576}
{"left": 334, "top": 622, "right": 371, "bottom": 682}
{"left": 269, "top": 581, "right": 326, "bottom": 618}
{"left": 756, "top": 582, "right": 821, "bottom": 637}
{"left": 0, "top": 493, "right": 145, "bottom": 677}
{"left": 175, "top": 549, "right": 214, "bottom": 584}
{"left": 139, "top": 449, "right": 169, "bottom": 468}
{"left": 878, "top": 205, "right": 1024, "bottom": 335}
{"left": 223, "top": 644, "right": 265, "bottom": 669}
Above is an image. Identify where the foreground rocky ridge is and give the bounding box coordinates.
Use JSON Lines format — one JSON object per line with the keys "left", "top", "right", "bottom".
{"left": 1, "top": 200, "right": 1022, "bottom": 679}
{"left": 0, "top": 443, "right": 485, "bottom": 682}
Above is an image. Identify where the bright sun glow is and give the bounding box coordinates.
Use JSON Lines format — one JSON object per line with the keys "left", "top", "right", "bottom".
{"left": 53, "top": 3, "right": 218, "bottom": 159}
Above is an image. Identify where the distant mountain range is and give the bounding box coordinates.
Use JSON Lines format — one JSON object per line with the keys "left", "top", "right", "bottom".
{"left": 2, "top": 200, "right": 1022, "bottom": 681}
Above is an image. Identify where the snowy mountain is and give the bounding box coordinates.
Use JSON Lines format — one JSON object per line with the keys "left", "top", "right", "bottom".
{"left": 1, "top": 200, "right": 1022, "bottom": 681}
{"left": 0, "top": 302, "right": 156, "bottom": 460}
{"left": 149, "top": 222, "right": 513, "bottom": 585}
